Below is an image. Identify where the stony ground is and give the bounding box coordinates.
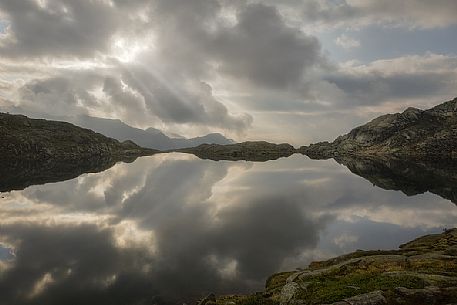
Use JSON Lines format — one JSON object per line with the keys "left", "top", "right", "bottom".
{"left": 201, "top": 229, "right": 457, "bottom": 305}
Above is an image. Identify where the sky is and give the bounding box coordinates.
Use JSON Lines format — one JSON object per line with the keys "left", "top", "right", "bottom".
{"left": 0, "top": 0, "right": 456, "bottom": 145}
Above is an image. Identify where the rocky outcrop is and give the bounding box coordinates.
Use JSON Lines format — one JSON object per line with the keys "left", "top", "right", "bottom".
{"left": 213, "top": 229, "right": 457, "bottom": 305}
{"left": 300, "top": 97, "right": 457, "bottom": 160}
{"left": 177, "top": 141, "right": 297, "bottom": 161}
{"left": 0, "top": 112, "right": 157, "bottom": 162}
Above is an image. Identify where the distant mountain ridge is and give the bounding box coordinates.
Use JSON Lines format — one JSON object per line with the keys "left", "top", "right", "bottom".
{"left": 1, "top": 107, "right": 234, "bottom": 150}
{"left": 70, "top": 115, "right": 234, "bottom": 151}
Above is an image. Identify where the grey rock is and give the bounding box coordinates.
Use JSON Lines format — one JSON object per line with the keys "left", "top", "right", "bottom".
{"left": 343, "top": 291, "right": 386, "bottom": 305}
{"left": 280, "top": 282, "right": 300, "bottom": 305}
{"left": 198, "top": 293, "right": 217, "bottom": 305}
{"left": 393, "top": 286, "right": 457, "bottom": 304}
{"left": 322, "top": 291, "right": 387, "bottom": 305}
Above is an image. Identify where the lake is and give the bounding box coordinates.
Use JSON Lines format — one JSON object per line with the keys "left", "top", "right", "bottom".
{"left": 0, "top": 153, "right": 456, "bottom": 305}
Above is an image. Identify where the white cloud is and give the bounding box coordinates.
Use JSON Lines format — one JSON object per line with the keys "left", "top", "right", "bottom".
{"left": 335, "top": 34, "right": 360, "bottom": 49}
{"left": 0, "top": 0, "right": 456, "bottom": 142}
{"left": 301, "top": 0, "right": 457, "bottom": 29}
{"left": 323, "top": 53, "right": 457, "bottom": 107}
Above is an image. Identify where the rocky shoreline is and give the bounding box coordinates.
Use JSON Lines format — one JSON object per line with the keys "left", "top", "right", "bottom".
{"left": 177, "top": 141, "right": 297, "bottom": 161}
{"left": 202, "top": 229, "right": 457, "bottom": 305}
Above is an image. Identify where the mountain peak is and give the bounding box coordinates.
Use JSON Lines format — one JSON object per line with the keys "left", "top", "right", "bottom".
{"left": 427, "top": 96, "right": 457, "bottom": 117}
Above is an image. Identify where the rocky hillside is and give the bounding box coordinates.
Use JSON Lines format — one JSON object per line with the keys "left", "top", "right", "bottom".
{"left": 208, "top": 229, "right": 457, "bottom": 305}
{"left": 0, "top": 112, "right": 157, "bottom": 162}
{"left": 301, "top": 97, "right": 457, "bottom": 160}
{"left": 178, "top": 141, "right": 297, "bottom": 161}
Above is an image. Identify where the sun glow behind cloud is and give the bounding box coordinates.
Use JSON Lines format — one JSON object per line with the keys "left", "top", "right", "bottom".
{"left": 0, "top": 0, "right": 456, "bottom": 142}
{"left": 112, "top": 35, "right": 154, "bottom": 63}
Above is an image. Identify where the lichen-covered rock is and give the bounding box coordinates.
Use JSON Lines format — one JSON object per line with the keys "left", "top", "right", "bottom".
{"left": 214, "top": 229, "right": 457, "bottom": 305}
{"left": 280, "top": 282, "right": 300, "bottom": 305}
{"left": 392, "top": 286, "right": 457, "bottom": 305}
{"left": 329, "top": 290, "right": 386, "bottom": 305}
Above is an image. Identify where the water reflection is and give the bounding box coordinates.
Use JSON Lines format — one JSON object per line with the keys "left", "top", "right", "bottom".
{"left": 335, "top": 156, "right": 457, "bottom": 205}
{"left": 0, "top": 156, "right": 139, "bottom": 192}
{"left": 0, "top": 154, "right": 456, "bottom": 304}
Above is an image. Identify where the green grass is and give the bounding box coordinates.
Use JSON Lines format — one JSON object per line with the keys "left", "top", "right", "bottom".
{"left": 216, "top": 294, "right": 279, "bottom": 305}
{"left": 265, "top": 272, "right": 294, "bottom": 292}
{"left": 296, "top": 272, "right": 425, "bottom": 304}
{"left": 234, "top": 295, "right": 278, "bottom": 305}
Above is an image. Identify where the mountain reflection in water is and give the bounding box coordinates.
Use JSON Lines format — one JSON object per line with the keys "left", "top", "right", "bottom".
{"left": 0, "top": 153, "right": 456, "bottom": 305}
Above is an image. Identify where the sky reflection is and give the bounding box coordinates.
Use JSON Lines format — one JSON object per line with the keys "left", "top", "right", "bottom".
{"left": 0, "top": 153, "right": 456, "bottom": 304}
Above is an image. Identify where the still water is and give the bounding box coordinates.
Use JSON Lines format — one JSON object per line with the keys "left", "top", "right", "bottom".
{"left": 0, "top": 153, "right": 456, "bottom": 304}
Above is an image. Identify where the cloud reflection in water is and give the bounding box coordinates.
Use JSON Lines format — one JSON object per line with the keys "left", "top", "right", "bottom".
{"left": 0, "top": 153, "right": 456, "bottom": 304}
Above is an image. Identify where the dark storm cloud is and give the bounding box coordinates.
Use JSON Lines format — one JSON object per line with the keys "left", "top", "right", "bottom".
{"left": 0, "top": 0, "right": 131, "bottom": 58}
{"left": 146, "top": 1, "right": 325, "bottom": 89}
{"left": 208, "top": 3, "right": 323, "bottom": 89}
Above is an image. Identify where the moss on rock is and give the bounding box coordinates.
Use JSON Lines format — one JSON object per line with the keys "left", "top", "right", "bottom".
{"left": 214, "top": 229, "right": 457, "bottom": 305}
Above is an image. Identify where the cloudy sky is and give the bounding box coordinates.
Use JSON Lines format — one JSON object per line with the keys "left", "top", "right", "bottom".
{"left": 0, "top": 0, "right": 456, "bottom": 145}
